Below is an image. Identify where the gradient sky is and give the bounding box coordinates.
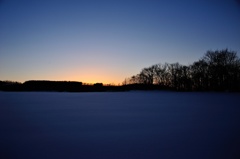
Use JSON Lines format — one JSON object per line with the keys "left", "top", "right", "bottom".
{"left": 1, "top": 0, "right": 240, "bottom": 84}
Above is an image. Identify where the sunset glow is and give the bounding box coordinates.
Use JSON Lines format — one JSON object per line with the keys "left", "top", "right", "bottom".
{"left": 0, "top": 0, "right": 240, "bottom": 83}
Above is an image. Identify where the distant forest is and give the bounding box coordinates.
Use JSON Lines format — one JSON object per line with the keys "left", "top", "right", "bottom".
{"left": 0, "top": 81, "right": 123, "bottom": 92}
{"left": 123, "top": 49, "right": 240, "bottom": 92}
{"left": 1, "top": 49, "right": 240, "bottom": 92}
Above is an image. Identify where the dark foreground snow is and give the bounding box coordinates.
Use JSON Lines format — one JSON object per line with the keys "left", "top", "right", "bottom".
{"left": 0, "top": 91, "right": 240, "bottom": 159}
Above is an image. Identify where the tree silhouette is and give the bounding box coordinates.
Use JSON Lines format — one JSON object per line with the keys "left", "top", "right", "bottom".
{"left": 202, "top": 49, "right": 240, "bottom": 91}
{"left": 190, "top": 60, "right": 209, "bottom": 90}
{"left": 124, "top": 49, "right": 240, "bottom": 91}
{"left": 1, "top": 49, "right": 239, "bottom": 92}
{"left": 154, "top": 63, "right": 170, "bottom": 86}
{"left": 139, "top": 66, "right": 155, "bottom": 85}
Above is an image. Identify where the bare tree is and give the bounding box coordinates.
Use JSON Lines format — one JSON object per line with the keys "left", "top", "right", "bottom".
{"left": 139, "top": 66, "right": 155, "bottom": 84}
{"left": 203, "top": 49, "right": 240, "bottom": 91}
{"left": 123, "top": 49, "right": 240, "bottom": 91}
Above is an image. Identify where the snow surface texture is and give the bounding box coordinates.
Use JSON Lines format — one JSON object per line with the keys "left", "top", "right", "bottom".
{"left": 0, "top": 91, "right": 240, "bottom": 159}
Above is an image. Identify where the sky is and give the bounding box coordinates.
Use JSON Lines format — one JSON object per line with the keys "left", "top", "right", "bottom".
{"left": 1, "top": 0, "right": 240, "bottom": 84}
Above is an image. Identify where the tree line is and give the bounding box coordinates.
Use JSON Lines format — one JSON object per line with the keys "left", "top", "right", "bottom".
{"left": 1, "top": 49, "right": 239, "bottom": 92}
{"left": 123, "top": 49, "right": 240, "bottom": 91}
{"left": 0, "top": 80, "right": 124, "bottom": 92}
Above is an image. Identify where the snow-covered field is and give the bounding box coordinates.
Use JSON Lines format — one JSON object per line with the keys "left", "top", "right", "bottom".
{"left": 0, "top": 91, "right": 240, "bottom": 159}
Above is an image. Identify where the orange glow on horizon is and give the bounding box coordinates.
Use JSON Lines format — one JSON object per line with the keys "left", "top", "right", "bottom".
{"left": 76, "top": 76, "right": 123, "bottom": 85}
{"left": 69, "top": 66, "right": 125, "bottom": 85}
{"left": 53, "top": 72, "right": 124, "bottom": 85}
{"left": 16, "top": 77, "right": 123, "bottom": 85}
{"left": 3, "top": 65, "right": 126, "bottom": 85}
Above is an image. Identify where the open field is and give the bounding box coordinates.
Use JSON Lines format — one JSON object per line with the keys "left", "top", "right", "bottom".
{"left": 0, "top": 91, "right": 240, "bottom": 159}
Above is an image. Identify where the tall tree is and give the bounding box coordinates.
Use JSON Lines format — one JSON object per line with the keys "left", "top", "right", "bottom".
{"left": 190, "top": 60, "right": 209, "bottom": 90}
{"left": 203, "top": 49, "right": 240, "bottom": 91}
{"left": 139, "top": 66, "right": 155, "bottom": 84}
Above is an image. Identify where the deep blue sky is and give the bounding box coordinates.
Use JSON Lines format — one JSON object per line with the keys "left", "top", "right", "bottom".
{"left": 1, "top": 0, "right": 240, "bottom": 84}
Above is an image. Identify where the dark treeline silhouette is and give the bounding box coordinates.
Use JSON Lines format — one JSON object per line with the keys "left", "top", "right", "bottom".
{"left": 1, "top": 49, "right": 239, "bottom": 92}
{"left": 123, "top": 49, "right": 240, "bottom": 91}
{"left": 0, "top": 81, "right": 22, "bottom": 91}
{"left": 23, "top": 80, "right": 83, "bottom": 92}
{"left": 0, "top": 80, "right": 82, "bottom": 92}
{"left": 0, "top": 80, "right": 125, "bottom": 92}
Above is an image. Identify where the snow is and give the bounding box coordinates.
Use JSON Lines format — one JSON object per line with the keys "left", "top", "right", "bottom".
{"left": 0, "top": 91, "right": 240, "bottom": 159}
